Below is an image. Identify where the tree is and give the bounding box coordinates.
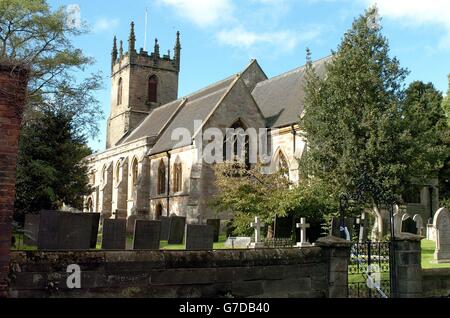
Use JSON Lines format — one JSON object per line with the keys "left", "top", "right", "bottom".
{"left": 300, "top": 7, "right": 448, "bottom": 209}
{"left": 0, "top": 0, "right": 103, "bottom": 137}
{"left": 439, "top": 75, "right": 450, "bottom": 207}
{"left": 14, "top": 110, "right": 92, "bottom": 221}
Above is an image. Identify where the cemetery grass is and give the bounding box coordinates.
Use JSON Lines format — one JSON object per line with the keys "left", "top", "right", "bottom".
{"left": 421, "top": 240, "right": 450, "bottom": 269}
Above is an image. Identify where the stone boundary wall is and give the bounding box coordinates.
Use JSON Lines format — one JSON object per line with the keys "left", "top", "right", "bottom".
{"left": 8, "top": 237, "right": 351, "bottom": 298}
{"left": 422, "top": 268, "right": 450, "bottom": 298}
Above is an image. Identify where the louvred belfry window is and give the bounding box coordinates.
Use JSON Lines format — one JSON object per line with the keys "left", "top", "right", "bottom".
{"left": 148, "top": 75, "right": 158, "bottom": 103}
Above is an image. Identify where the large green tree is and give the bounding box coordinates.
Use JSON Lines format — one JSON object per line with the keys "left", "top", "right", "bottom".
{"left": 0, "top": 0, "right": 103, "bottom": 137}
{"left": 14, "top": 110, "right": 92, "bottom": 220}
{"left": 300, "top": 7, "right": 448, "bottom": 208}
{"left": 440, "top": 75, "right": 450, "bottom": 206}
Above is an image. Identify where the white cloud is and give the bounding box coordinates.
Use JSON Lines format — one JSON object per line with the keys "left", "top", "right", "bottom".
{"left": 216, "top": 26, "right": 321, "bottom": 53}
{"left": 159, "top": 0, "right": 234, "bottom": 27}
{"left": 364, "top": 0, "right": 450, "bottom": 48}
{"left": 93, "top": 18, "right": 119, "bottom": 33}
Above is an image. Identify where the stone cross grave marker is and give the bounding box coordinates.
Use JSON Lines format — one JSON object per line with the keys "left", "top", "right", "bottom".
{"left": 133, "top": 220, "right": 161, "bottom": 250}
{"left": 250, "top": 216, "right": 265, "bottom": 248}
{"left": 402, "top": 214, "right": 417, "bottom": 235}
{"left": 185, "top": 224, "right": 214, "bottom": 250}
{"left": 413, "top": 214, "right": 424, "bottom": 236}
{"left": 433, "top": 208, "right": 450, "bottom": 263}
{"left": 207, "top": 219, "right": 221, "bottom": 242}
{"left": 102, "top": 219, "right": 126, "bottom": 250}
{"left": 168, "top": 216, "right": 186, "bottom": 245}
{"left": 295, "top": 218, "right": 311, "bottom": 248}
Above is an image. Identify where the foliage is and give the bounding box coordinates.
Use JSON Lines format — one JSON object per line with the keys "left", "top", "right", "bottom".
{"left": 300, "top": 7, "right": 448, "bottom": 209}
{"left": 0, "top": 0, "right": 103, "bottom": 137}
{"left": 439, "top": 75, "right": 450, "bottom": 205}
{"left": 14, "top": 110, "right": 92, "bottom": 222}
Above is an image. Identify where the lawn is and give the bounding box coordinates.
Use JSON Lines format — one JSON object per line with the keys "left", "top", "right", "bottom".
{"left": 421, "top": 240, "right": 450, "bottom": 269}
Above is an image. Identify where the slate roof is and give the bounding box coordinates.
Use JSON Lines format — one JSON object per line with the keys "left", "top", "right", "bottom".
{"left": 252, "top": 56, "right": 331, "bottom": 128}
{"left": 148, "top": 76, "right": 236, "bottom": 155}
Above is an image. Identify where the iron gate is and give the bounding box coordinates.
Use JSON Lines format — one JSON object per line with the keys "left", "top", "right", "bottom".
{"left": 348, "top": 240, "right": 392, "bottom": 298}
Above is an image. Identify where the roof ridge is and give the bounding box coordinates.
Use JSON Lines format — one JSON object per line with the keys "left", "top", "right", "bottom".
{"left": 255, "top": 55, "right": 332, "bottom": 87}
{"left": 181, "top": 74, "right": 237, "bottom": 100}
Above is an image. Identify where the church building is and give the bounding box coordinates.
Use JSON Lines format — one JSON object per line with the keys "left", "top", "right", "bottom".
{"left": 84, "top": 22, "right": 439, "bottom": 232}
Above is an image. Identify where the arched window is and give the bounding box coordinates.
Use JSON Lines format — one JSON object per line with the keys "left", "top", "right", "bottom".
{"left": 155, "top": 204, "right": 163, "bottom": 220}
{"left": 148, "top": 75, "right": 158, "bottom": 103}
{"left": 277, "top": 152, "right": 290, "bottom": 179}
{"left": 131, "top": 158, "right": 139, "bottom": 191}
{"left": 115, "top": 161, "right": 121, "bottom": 184}
{"left": 87, "top": 198, "right": 94, "bottom": 212}
{"left": 157, "top": 160, "right": 166, "bottom": 195}
{"left": 173, "top": 163, "right": 182, "bottom": 192}
{"left": 117, "top": 78, "right": 123, "bottom": 105}
{"left": 101, "top": 165, "right": 107, "bottom": 184}
{"left": 223, "top": 120, "right": 250, "bottom": 169}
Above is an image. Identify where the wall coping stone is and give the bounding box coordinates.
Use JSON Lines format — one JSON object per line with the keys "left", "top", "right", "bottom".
{"left": 315, "top": 236, "right": 353, "bottom": 248}
{"left": 422, "top": 268, "right": 450, "bottom": 277}
{"left": 394, "top": 233, "right": 425, "bottom": 242}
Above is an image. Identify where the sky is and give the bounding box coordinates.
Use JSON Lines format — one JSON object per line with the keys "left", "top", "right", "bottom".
{"left": 48, "top": 0, "right": 450, "bottom": 152}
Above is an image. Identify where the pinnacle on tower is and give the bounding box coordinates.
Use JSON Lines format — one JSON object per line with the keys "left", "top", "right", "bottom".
{"left": 111, "top": 36, "right": 118, "bottom": 69}
{"left": 173, "top": 31, "right": 181, "bottom": 70}
{"left": 154, "top": 38, "right": 160, "bottom": 59}
{"left": 128, "top": 21, "right": 136, "bottom": 53}
{"left": 119, "top": 40, "right": 123, "bottom": 59}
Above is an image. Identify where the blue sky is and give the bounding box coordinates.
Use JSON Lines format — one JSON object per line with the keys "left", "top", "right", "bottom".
{"left": 48, "top": 0, "right": 450, "bottom": 152}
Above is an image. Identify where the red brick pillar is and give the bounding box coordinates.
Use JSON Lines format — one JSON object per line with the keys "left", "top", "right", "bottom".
{"left": 0, "top": 64, "right": 28, "bottom": 298}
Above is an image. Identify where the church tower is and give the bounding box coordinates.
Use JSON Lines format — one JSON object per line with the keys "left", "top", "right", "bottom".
{"left": 106, "top": 22, "right": 181, "bottom": 148}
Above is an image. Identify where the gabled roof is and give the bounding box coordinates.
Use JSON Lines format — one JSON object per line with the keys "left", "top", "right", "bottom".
{"left": 148, "top": 75, "right": 238, "bottom": 155}
{"left": 252, "top": 56, "right": 331, "bottom": 128}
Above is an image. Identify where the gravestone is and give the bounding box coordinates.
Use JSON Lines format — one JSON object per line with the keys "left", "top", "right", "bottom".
{"left": 433, "top": 208, "right": 450, "bottom": 263}
{"left": 274, "top": 215, "right": 294, "bottom": 238}
{"left": 358, "top": 214, "right": 369, "bottom": 242}
{"left": 250, "top": 216, "right": 265, "bottom": 248}
{"left": 206, "top": 219, "right": 221, "bottom": 242}
{"left": 413, "top": 214, "right": 425, "bottom": 236}
{"left": 393, "top": 212, "right": 403, "bottom": 237}
{"left": 37, "top": 211, "right": 100, "bottom": 250}
{"left": 185, "top": 224, "right": 214, "bottom": 250}
{"left": 160, "top": 216, "right": 170, "bottom": 241}
{"left": 331, "top": 217, "right": 355, "bottom": 239}
{"left": 402, "top": 214, "right": 417, "bottom": 234}
{"left": 295, "top": 218, "right": 311, "bottom": 248}
{"left": 24, "top": 214, "right": 40, "bottom": 246}
{"left": 168, "top": 216, "right": 186, "bottom": 245}
{"left": 224, "top": 237, "right": 251, "bottom": 249}
{"left": 133, "top": 220, "right": 161, "bottom": 250}
{"left": 102, "top": 219, "right": 126, "bottom": 250}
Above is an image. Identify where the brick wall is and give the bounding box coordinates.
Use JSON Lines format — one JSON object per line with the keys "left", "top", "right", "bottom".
{"left": 0, "top": 64, "right": 29, "bottom": 297}
{"left": 8, "top": 236, "right": 351, "bottom": 298}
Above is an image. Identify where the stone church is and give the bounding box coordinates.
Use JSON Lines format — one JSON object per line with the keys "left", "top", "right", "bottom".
{"left": 84, "top": 22, "right": 439, "bottom": 232}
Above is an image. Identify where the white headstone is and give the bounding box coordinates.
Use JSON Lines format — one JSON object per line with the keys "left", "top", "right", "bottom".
{"left": 413, "top": 214, "right": 424, "bottom": 236}
{"left": 224, "top": 237, "right": 251, "bottom": 249}
{"left": 250, "top": 216, "right": 265, "bottom": 248}
{"left": 393, "top": 212, "right": 403, "bottom": 237}
{"left": 433, "top": 208, "right": 450, "bottom": 263}
{"left": 295, "top": 218, "right": 311, "bottom": 248}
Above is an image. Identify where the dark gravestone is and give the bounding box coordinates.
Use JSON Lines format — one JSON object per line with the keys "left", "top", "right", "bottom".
{"left": 37, "top": 211, "right": 100, "bottom": 250}
{"left": 274, "top": 216, "right": 294, "bottom": 238}
{"left": 168, "top": 216, "right": 186, "bottom": 245}
{"left": 102, "top": 219, "right": 126, "bottom": 250}
{"left": 185, "top": 224, "right": 214, "bottom": 250}
{"left": 160, "top": 216, "right": 170, "bottom": 241}
{"left": 331, "top": 217, "right": 355, "bottom": 239}
{"left": 133, "top": 220, "right": 161, "bottom": 250}
{"left": 24, "top": 214, "right": 40, "bottom": 246}
{"left": 402, "top": 217, "right": 418, "bottom": 234}
{"left": 207, "top": 219, "right": 221, "bottom": 242}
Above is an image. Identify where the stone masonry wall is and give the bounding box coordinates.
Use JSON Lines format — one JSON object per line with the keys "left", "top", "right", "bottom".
{"left": 8, "top": 237, "right": 351, "bottom": 298}
{"left": 0, "top": 64, "right": 28, "bottom": 297}
{"left": 422, "top": 269, "right": 450, "bottom": 298}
